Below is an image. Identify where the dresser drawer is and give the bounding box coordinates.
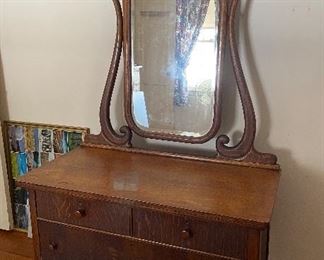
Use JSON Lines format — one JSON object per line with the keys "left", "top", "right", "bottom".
{"left": 36, "top": 191, "right": 130, "bottom": 235}
{"left": 38, "top": 220, "right": 230, "bottom": 260}
{"left": 133, "top": 208, "right": 248, "bottom": 259}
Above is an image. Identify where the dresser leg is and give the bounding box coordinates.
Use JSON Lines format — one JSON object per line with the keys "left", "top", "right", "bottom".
{"left": 247, "top": 229, "right": 269, "bottom": 260}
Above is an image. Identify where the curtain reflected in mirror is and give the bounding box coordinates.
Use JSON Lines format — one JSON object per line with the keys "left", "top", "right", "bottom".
{"left": 131, "top": 0, "right": 219, "bottom": 137}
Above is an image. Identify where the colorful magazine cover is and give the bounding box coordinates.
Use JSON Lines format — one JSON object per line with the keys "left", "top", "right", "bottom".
{"left": 14, "top": 203, "right": 28, "bottom": 230}
{"left": 33, "top": 128, "right": 39, "bottom": 152}
{"left": 8, "top": 125, "right": 18, "bottom": 152}
{"left": 6, "top": 122, "right": 87, "bottom": 230}
{"left": 10, "top": 153, "right": 19, "bottom": 179}
{"left": 14, "top": 188, "right": 28, "bottom": 205}
{"left": 40, "top": 152, "right": 49, "bottom": 166}
{"left": 18, "top": 153, "right": 28, "bottom": 176}
{"left": 26, "top": 152, "right": 34, "bottom": 171}
{"left": 53, "top": 129, "right": 64, "bottom": 154}
{"left": 40, "top": 129, "right": 53, "bottom": 153}
{"left": 25, "top": 126, "right": 35, "bottom": 151}
{"left": 68, "top": 132, "right": 83, "bottom": 151}
{"left": 15, "top": 126, "right": 26, "bottom": 153}
{"left": 33, "top": 151, "right": 40, "bottom": 168}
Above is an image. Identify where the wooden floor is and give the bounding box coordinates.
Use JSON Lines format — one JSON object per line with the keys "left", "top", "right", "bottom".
{"left": 0, "top": 230, "right": 34, "bottom": 260}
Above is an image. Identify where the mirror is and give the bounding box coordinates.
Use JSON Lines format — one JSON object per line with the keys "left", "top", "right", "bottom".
{"left": 131, "top": 0, "right": 220, "bottom": 137}
{"left": 86, "top": 0, "right": 278, "bottom": 165}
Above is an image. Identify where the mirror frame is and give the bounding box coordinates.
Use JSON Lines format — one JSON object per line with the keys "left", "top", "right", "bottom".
{"left": 84, "top": 0, "right": 279, "bottom": 167}
{"left": 123, "top": 0, "right": 227, "bottom": 143}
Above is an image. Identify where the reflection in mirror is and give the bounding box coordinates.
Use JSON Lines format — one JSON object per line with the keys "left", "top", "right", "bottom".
{"left": 131, "top": 0, "right": 219, "bottom": 137}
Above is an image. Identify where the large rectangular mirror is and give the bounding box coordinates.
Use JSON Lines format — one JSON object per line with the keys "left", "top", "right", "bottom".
{"left": 129, "top": 0, "right": 221, "bottom": 138}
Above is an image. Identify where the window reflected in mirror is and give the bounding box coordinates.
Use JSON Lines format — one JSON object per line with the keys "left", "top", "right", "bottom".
{"left": 131, "top": 0, "right": 219, "bottom": 137}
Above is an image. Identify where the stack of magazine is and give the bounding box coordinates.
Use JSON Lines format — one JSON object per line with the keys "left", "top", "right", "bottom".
{"left": 7, "top": 124, "right": 86, "bottom": 231}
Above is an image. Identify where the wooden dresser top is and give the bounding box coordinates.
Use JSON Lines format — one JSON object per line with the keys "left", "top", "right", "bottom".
{"left": 17, "top": 147, "right": 280, "bottom": 229}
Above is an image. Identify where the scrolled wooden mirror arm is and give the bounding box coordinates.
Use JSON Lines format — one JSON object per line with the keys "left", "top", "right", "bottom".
{"left": 85, "top": 0, "right": 132, "bottom": 147}
{"left": 216, "top": 0, "right": 277, "bottom": 165}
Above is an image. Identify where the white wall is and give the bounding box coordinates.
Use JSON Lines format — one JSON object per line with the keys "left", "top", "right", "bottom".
{"left": 238, "top": 1, "right": 324, "bottom": 259}
{"left": 0, "top": 0, "right": 323, "bottom": 259}
{"left": 0, "top": 125, "right": 12, "bottom": 230}
{"left": 0, "top": 0, "right": 12, "bottom": 229}
{"left": 0, "top": 0, "right": 118, "bottom": 132}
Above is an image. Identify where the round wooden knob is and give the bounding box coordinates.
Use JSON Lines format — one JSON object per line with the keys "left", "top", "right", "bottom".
{"left": 181, "top": 228, "right": 192, "bottom": 240}
{"left": 48, "top": 242, "right": 57, "bottom": 251}
{"left": 73, "top": 209, "right": 86, "bottom": 218}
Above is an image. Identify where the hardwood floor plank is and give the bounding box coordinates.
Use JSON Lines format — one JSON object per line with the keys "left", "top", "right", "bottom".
{"left": 0, "top": 230, "right": 34, "bottom": 259}
{"left": 0, "top": 251, "right": 32, "bottom": 260}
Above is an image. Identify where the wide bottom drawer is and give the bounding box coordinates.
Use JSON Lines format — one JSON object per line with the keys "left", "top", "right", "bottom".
{"left": 38, "top": 220, "right": 233, "bottom": 260}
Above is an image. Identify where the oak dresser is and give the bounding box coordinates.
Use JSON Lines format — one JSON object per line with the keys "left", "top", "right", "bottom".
{"left": 17, "top": 147, "right": 280, "bottom": 260}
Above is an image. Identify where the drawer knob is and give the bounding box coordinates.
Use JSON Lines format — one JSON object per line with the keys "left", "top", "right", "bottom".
{"left": 73, "top": 209, "right": 86, "bottom": 218}
{"left": 181, "top": 228, "right": 192, "bottom": 240}
{"left": 48, "top": 242, "right": 58, "bottom": 251}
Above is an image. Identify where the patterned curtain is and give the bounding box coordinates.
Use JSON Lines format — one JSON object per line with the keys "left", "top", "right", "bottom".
{"left": 174, "top": 0, "right": 210, "bottom": 106}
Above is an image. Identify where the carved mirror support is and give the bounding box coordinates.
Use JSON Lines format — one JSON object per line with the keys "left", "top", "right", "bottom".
{"left": 84, "top": 0, "right": 278, "bottom": 167}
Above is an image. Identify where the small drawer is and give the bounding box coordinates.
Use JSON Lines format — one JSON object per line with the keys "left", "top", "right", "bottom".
{"left": 36, "top": 191, "right": 130, "bottom": 235}
{"left": 133, "top": 208, "right": 247, "bottom": 259}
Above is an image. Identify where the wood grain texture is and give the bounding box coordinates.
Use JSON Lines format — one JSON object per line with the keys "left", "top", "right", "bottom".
{"left": 133, "top": 208, "right": 247, "bottom": 259}
{"left": 84, "top": 0, "right": 132, "bottom": 147}
{"left": 16, "top": 147, "right": 280, "bottom": 229}
{"left": 38, "top": 220, "right": 235, "bottom": 260}
{"left": 0, "top": 230, "right": 33, "bottom": 260}
{"left": 247, "top": 230, "right": 261, "bottom": 260}
{"left": 36, "top": 191, "right": 131, "bottom": 235}
{"left": 215, "top": 0, "right": 277, "bottom": 165}
{"left": 260, "top": 230, "right": 269, "bottom": 260}
{"left": 83, "top": 142, "right": 280, "bottom": 171}
{"left": 0, "top": 251, "right": 31, "bottom": 260}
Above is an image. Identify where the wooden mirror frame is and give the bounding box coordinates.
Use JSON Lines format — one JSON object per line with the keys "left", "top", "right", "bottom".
{"left": 124, "top": 0, "right": 226, "bottom": 144}
{"left": 84, "top": 0, "right": 278, "bottom": 168}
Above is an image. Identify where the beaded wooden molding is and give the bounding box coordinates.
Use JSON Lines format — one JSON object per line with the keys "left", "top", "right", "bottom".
{"left": 84, "top": 0, "right": 278, "bottom": 167}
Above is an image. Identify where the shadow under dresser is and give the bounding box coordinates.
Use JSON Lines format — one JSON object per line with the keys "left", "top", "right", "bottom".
{"left": 16, "top": 146, "right": 280, "bottom": 260}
